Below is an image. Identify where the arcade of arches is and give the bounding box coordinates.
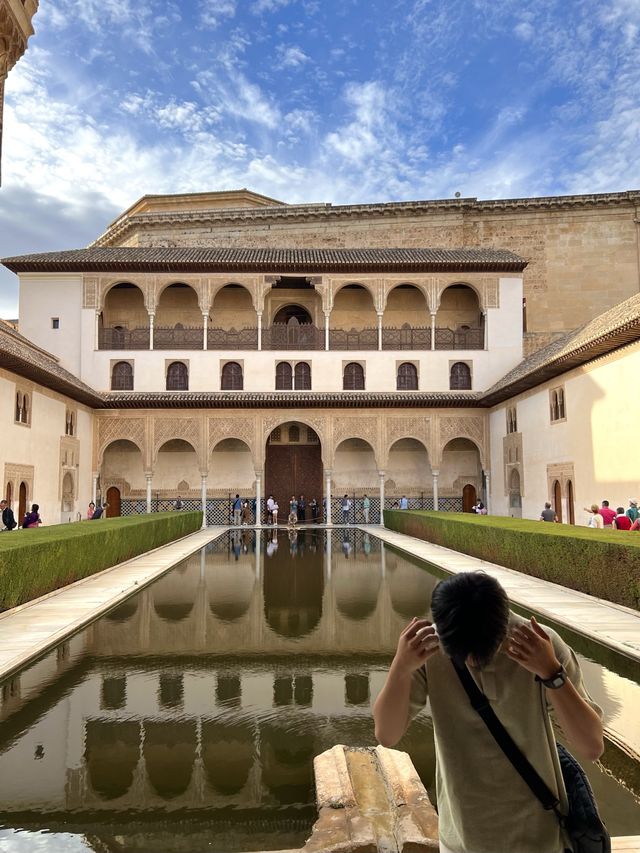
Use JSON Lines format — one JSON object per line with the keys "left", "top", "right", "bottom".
{"left": 96, "top": 410, "right": 487, "bottom": 518}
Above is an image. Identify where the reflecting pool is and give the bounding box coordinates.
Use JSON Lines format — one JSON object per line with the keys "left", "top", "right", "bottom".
{"left": 0, "top": 529, "right": 638, "bottom": 852}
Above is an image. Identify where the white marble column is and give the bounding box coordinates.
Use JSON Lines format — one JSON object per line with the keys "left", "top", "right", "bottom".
{"left": 430, "top": 312, "right": 436, "bottom": 351}
{"left": 201, "top": 473, "right": 208, "bottom": 528}
{"left": 257, "top": 312, "right": 262, "bottom": 351}
{"left": 92, "top": 473, "right": 98, "bottom": 505}
{"left": 94, "top": 311, "right": 100, "bottom": 350}
{"left": 377, "top": 312, "right": 383, "bottom": 351}
{"left": 432, "top": 470, "right": 439, "bottom": 511}
{"left": 324, "top": 313, "right": 330, "bottom": 351}
{"left": 482, "top": 309, "right": 488, "bottom": 350}
{"left": 255, "top": 470, "right": 262, "bottom": 524}
{"left": 325, "top": 469, "right": 332, "bottom": 526}
{"left": 325, "top": 529, "right": 332, "bottom": 579}
{"left": 149, "top": 313, "right": 155, "bottom": 351}
{"left": 378, "top": 471, "right": 385, "bottom": 524}
{"left": 202, "top": 314, "right": 208, "bottom": 351}
{"left": 146, "top": 474, "right": 153, "bottom": 513}
{"left": 484, "top": 472, "right": 491, "bottom": 514}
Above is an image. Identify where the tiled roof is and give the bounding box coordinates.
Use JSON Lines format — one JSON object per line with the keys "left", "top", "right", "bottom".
{"left": 2, "top": 246, "right": 526, "bottom": 273}
{"left": 103, "top": 391, "right": 482, "bottom": 409}
{"left": 0, "top": 320, "right": 103, "bottom": 407}
{"left": 482, "top": 292, "right": 640, "bottom": 405}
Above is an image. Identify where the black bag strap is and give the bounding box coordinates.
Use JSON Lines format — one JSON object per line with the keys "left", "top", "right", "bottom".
{"left": 453, "top": 659, "right": 561, "bottom": 813}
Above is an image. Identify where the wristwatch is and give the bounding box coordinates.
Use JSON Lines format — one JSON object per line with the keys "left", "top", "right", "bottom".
{"left": 535, "top": 665, "right": 566, "bottom": 689}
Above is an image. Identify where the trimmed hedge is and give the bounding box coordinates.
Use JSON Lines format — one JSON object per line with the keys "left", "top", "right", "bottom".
{"left": 0, "top": 511, "right": 202, "bottom": 610}
{"left": 384, "top": 510, "right": 640, "bottom": 610}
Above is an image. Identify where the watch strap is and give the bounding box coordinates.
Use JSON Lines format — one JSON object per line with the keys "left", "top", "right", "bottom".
{"left": 535, "top": 666, "right": 566, "bottom": 688}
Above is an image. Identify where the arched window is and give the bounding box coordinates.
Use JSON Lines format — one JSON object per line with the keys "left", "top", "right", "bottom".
{"left": 15, "top": 392, "right": 22, "bottom": 423}
{"left": 222, "top": 362, "right": 243, "bottom": 390}
{"left": 111, "top": 362, "right": 133, "bottom": 391}
{"left": 397, "top": 362, "right": 418, "bottom": 390}
{"left": 558, "top": 388, "right": 565, "bottom": 419}
{"left": 166, "top": 361, "right": 188, "bottom": 391}
{"left": 295, "top": 362, "right": 311, "bottom": 390}
{"left": 65, "top": 410, "right": 75, "bottom": 436}
{"left": 343, "top": 362, "right": 365, "bottom": 390}
{"left": 21, "top": 395, "right": 29, "bottom": 424}
{"left": 275, "top": 362, "right": 293, "bottom": 390}
{"left": 450, "top": 362, "right": 471, "bottom": 390}
{"left": 288, "top": 424, "right": 300, "bottom": 442}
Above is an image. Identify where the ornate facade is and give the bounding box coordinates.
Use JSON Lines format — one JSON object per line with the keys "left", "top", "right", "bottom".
{"left": 0, "top": 0, "right": 38, "bottom": 183}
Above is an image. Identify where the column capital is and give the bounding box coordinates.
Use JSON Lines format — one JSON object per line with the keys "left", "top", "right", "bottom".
{"left": 432, "top": 469, "right": 439, "bottom": 477}
{"left": 324, "top": 468, "right": 333, "bottom": 477}
{"left": 200, "top": 471, "right": 208, "bottom": 479}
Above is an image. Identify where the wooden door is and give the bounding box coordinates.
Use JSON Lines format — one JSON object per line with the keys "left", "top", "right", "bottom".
{"left": 462, "top": 484, "right": 477, "bottom": 513}
{"left": 553, "top": 480, "right": 563, "bottom": 523}
{"left": 265, "top": 444, "right": 323, "bottom": 519}
{"left": 18, "top": 481, "right": 27, "bottom": 524}
{"left": 106, "top": 486, "right": 121, "bottom": 517}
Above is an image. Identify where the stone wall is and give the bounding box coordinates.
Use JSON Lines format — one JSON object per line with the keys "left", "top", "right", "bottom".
{"left": 101, "top": 192, "right": 640, "bottom": 343}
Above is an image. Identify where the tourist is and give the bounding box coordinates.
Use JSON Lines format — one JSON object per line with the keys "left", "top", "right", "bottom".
{"left": 298, "top": 494, "right": 306, "bottom": 523}
{"left": 288, "top": 495, "right": 298, "bottom": 526}
{"left": 86, "top": 501, "right": 95, "bottom": 520}
{"left": 22, "top": 503, "right": 42, "bottom": 528}
{"left": 266, "top": 532, "right": 278, "bottom": 557}
{"left": 598, "top": 500, "right": 616, "bottom": 528}
{"left": 476, "top": 501, "right": 487, "bottom": 515}
{"left": 310, "top": 497, "right": 319, "bottom": 523}
{"left": 539, "top": 501, "right": 557, "bottom": 522}
{"left": 613, "top": 507, "right": 632, "bottom": 530}
{"left": 232, "top": 494, "right": 242, "bottom": 526}
{"left": 630, "top": 516, "right": 640, "bottom": 531}
{"left": 399, "top": 495, "right": 408, "bottom": 510}
{"left": 363, "top": 494, "right": 370, "bottom": 524}
{"left": 241, "top": 500, "right": 251, "bottom": 525}
{"left": 342, "top": 533, "right": 351, "bottom": 558}
{"left": 90, "top": 502, "right": 106, "bottom": 519}
{"left": 1, "top": 499, "right": 17, "bottom": 531}
{"left": 272, "top": 500, "right": 279, "bottom": 526}
{"left": 626, "top": 499, "right": 639, "bottom": 524}
{"left": 266, "top": 494, "right": 275, "bottom": 525}
{"left": 373, "top": 572, "right": 603, "bottom": 853}
{"left": 174, "top": 495, "right": 183, "bottom": 510}
{"left": 341, "top": 494, "right": 351, "bottom": 524}
{"left": 586, "top": 504, "right": 604, "bottom": 528}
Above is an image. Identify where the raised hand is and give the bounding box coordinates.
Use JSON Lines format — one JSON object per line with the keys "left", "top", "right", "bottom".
{"left": 393, "top": 617, "right": 440, "bottom": 674}
{"left": 506, "top": 617, "right": 562, "bottom": 680}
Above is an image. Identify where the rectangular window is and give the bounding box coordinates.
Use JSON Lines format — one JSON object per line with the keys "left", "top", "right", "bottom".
{"left": 549, "top": 387, "right": 566, "bottom": 423}
{"left": 51, "top": 317, "right": 60, "bottom": 329}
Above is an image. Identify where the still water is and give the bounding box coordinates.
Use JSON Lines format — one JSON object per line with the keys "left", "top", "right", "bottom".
{"left": 0, "top": 529, "right": 638, "bottom": 852}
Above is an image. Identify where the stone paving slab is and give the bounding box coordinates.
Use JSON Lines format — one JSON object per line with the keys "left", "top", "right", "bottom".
{"left": 0, "top": 527, "right": 226, "bottom": 682}
{"left": 369, "top": 527, "right": 640, "bottom": 661}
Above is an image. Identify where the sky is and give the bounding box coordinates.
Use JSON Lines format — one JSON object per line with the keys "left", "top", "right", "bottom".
{"left": 1, "top": 0, "right": 639, "bottom": 316}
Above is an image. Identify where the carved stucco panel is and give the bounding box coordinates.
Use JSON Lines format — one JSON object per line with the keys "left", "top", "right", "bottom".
{"left": 153, "top": 417, "right": 202, "bottom": 465}
{"left": 437, "top": 415, "right": 487, "bottom": 467}
{"left": 97, "top": 417, "right": 147, "bottom": 465}
{"left": 208, "top": 416, "right": 256, "bottom": 456}
{"left": 333, "top": 416, "right": 380, "bottom": 465}
{"left": 261, "top": 414, "right": 329, "bottom": 464}
{"left": 383, "top": 417, "right": 432, "bottom": 467}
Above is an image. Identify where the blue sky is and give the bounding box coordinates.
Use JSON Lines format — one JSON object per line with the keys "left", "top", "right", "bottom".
{"left": 1, "top": 0, "right": 639, "bottom": 316}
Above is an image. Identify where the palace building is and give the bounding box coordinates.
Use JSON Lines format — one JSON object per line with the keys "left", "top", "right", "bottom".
{"left": 2, "top": 188, "right": 640, "bottom": 526}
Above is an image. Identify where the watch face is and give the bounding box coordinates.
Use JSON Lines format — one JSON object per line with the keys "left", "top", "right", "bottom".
{"left": 548, "top": 673, "right": 565, "bottom": 688}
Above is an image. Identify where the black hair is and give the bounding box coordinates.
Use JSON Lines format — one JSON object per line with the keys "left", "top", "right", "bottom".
{"left": 616, "top": 507, "right": 624, "bottom": 514}
{"left": 32, "top": 503, "right": 39, "bottom": 512}
{"left": 602, "top": 500, "right": 609, "bottom": 507}
{"left": 431, "top": 572, "right": 509, "bottom": 668}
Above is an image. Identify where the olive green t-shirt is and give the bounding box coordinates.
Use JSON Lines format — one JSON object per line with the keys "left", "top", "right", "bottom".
{"left": 409, "top": 613, "right": 603, "bottom": 853}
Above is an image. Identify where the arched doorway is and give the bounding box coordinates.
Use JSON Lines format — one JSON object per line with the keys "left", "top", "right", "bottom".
{"left": 5, "top": 481, "right": 12, "bottom": 507}
{"left": 462, "top": 483, "right": 477, "bottom": 513}
{"left": 386, "top": 438, "right": 432, "bottom": 508}
{"left": 18, "top": 481, "right": 27, "bottom": 523}
{"left": 273, "top": 305, "right": 312, "bottom": 325}
{"left": 265, "top": 422, "right": 322, "bottom": 515}
{"left": 553, "top": 480, "right": 563, "bottom": 523}
{"left": 567, "top": 480, "right": 575, "bottom": 525}
{"left": 106, "top": 486, "right": 121, "bottom": 517}
{"left": 61, "top": 471, "right": 74, "bottom": 519}
{"left": 509, "top": 469, "right": 522, "bottom": 518}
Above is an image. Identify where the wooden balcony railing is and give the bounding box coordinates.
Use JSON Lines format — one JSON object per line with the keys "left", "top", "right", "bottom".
{"left": 98, "top": 327, "right": 150, "bottom": 350}
{"left": 262, "top": 323, "right": 324, "bottom": 350}
{"left": 382, "top": 326, "right": 432, "bottom": 350}
{"left": 154, "top": 326, "right": 204, "bottom": 349}
{"left": 207, "top": 327, "right": 259, "bottom": 350}
{"left": 329, "top": 327, "right": 378, "bottom": 350}
{"left": 433, "top": 327, "right": 484, "bottom": 350}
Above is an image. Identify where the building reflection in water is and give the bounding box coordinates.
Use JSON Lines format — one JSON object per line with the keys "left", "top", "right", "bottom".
{"left": 0, "top": 529, "right": 636, "bottom": 852}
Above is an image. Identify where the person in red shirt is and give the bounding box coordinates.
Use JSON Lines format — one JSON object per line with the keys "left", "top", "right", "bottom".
{"left": 613, "top": 507, "right": 632, "bottom": 530}
{"left": 598, "top": 500, "right": 616, "bottom": 527}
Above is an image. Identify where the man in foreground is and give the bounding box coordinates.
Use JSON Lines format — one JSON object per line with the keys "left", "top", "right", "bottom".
{"left": 373, "top": 572, "right": 603, "bottom": 853}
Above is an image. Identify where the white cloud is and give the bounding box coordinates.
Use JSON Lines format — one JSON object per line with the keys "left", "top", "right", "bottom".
{"left": 200, "top": 0, "right": 236, "bottom": 29}
{"left": 252, "top": 0, "right": 294, "bottom": 13}
{"left": 277, "top": 45, "right": 311, "bottom": 68}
